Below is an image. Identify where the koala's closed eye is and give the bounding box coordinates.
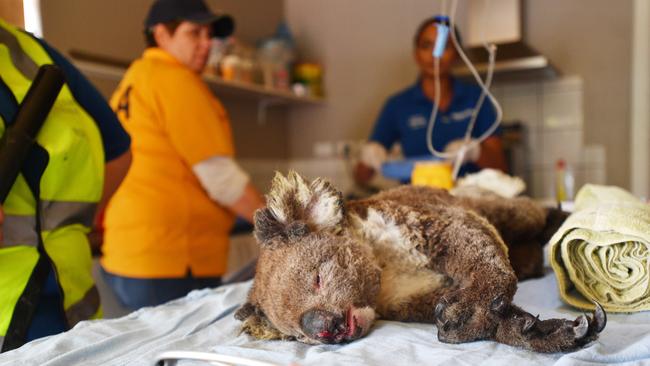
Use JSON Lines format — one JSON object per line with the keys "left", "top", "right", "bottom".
{"left": 313, "top": 274, "right": 321, "bottom": 291}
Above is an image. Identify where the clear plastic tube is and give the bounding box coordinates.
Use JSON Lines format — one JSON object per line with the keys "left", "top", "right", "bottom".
{"left": 449, "top": 0, "right": 502, "bottom": 144}
{"left": 425, "top": 57, "right": 447, "bottom": 158}
{"left": 425, "top": 0, "right": 503, "bottom": 180}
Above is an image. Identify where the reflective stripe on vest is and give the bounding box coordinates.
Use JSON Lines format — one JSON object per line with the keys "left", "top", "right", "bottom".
{"left": 2, "top": 215, "right": 37, "bottom": 247}
{"left": 0, "top": 19, "right": 104, "bottom": 340}
{"left": 42, "top": 201, "right": 97, "bottom": 233}
{"left": 0, "top": 25, "right": 37, "bottom": 79}
{"left": 3, "top": 201, "right": 97, "bottom": 246}
{"left": 65, "top": 286, "right": 100, "bottom": 326}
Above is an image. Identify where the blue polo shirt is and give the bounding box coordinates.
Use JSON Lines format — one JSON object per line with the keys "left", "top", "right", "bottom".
{"left": 370, "top": 78, "right": 498, "bottom": 175}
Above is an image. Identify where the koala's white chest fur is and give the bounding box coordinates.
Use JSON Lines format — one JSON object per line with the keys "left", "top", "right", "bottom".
{"left": 350, "top": 209, "right": 448, "bottom": 313}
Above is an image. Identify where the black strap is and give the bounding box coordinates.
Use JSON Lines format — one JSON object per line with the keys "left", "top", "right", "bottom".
{"left": 0, "top": 76, "right": 18, "bottom": 124}
{"left": 1, "top": 145, "right": 52, "bottom": 353}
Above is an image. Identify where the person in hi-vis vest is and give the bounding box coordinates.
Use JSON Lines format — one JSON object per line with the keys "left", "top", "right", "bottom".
{"left": 0, "top": 19, "right": 132, "bottom": 352}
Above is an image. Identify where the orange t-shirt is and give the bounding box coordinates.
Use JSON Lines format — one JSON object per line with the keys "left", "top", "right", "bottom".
{"left": 101, "top": 48, "right": 236, "bottom": 278}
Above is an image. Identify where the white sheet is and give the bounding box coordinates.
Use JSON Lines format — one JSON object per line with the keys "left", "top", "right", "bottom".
{"left": 2, "top": 271, "right": 650, "bottom": 366}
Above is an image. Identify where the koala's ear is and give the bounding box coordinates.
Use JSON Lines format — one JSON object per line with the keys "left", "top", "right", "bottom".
{"left": 235, "top": 302, "right": 291, "bottom": 341}
{"left": 255, "top": 171, "right": 345, "bottom": 245}
{"left": 253, "top": 207, "right": 288, "bottom": 244}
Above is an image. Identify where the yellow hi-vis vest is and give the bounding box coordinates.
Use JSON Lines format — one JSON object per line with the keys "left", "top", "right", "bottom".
{"left": 0, "top": 19, "right": 104, "bottom": 351}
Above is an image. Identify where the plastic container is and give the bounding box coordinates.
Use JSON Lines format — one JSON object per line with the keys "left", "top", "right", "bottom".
{"left": 411, "top": 161, "right": 454, "bottom": 190}
{"left": 381, "top": 156, "right": 452, "bottom": 189}
{"left": 256, "top": 21, "right": 296, "bottom": 91}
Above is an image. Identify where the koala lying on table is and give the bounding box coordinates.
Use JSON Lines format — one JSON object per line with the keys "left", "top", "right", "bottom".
{"left": 235, "top": 172, "right": 605, "bottom": 353}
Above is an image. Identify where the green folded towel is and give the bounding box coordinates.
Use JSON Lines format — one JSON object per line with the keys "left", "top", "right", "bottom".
{"left": 548, "top": 184, "right": 650, "bottom": 312}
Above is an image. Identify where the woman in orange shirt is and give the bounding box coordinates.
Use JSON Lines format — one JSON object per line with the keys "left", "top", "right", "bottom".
{"left": 101, "top": 0, "right": 264, "bottom": 310}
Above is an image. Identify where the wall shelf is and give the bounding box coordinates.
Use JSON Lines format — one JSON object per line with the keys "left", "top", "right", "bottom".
{"left": 73, "top": 57, "right": 323, "bottom": 124}
{"left": 72, "top": 48, "right": 323, "bottom": 111}
{"left": 203, "top": 75, "right": 324, "bottom": 106}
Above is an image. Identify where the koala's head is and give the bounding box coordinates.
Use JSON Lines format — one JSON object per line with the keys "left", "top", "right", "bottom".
{"left": 236, "top": 172, "right": 381, "bottom": 344}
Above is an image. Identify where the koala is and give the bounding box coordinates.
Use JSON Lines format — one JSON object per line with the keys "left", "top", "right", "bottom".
{"left": 235, "top": 172, "right": 605, "bottom": 353}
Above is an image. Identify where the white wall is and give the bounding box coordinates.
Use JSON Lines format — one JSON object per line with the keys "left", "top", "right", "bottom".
{"left": 495, "top": 77, "right": 606, "bottom": 198}
{"left": 523, "top": 0, "right": 632, "bottom": 189}
{"left": 630, "top": 0, "right": 650, "bottom": 198}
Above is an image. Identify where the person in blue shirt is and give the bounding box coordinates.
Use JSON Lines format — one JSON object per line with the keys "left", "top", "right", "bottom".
{"left": 355, "top": 16, "right": 507, "bottom": 185}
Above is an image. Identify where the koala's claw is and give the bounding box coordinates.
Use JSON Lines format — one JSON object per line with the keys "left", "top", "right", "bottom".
{"left": 434, "top": 301, "right": 446, "bottom": 323}
{"left": 489, "top": 295, "right": 508, "bottom": 315}
{"left": 522, "top": 314, "right": 539, "bottom": 334}
{"left": 434, "top": 298, "right": 465, "bottom": 330}
{"left": 434, "top": 301, "right": 456, "bottom": 333}
{"left": 573, "top": 315, "right": 589, "bottom": 339}
{"left": 592, "top": 302, "right": 607, "bottom": 333}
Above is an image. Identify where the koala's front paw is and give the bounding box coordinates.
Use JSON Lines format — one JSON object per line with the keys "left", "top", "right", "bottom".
{"left": 434, "top": 293, "right": 497, "bottom": 344}
{"left": 235, "top": 302, "right": 291, "bottom": 341}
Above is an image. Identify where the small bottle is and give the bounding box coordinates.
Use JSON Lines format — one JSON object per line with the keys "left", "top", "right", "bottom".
{"left": 555, "top": 159, "right": 575, "bottom": 204}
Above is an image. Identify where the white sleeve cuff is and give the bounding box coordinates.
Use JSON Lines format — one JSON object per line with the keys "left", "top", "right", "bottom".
{"left": 192, "top": 156, "right": 250, "bottom": 206}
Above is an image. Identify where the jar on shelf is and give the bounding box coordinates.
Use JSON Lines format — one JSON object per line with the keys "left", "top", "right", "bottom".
{"left": 239, "top": 49, "right": 255, "bottom": 84}
{"left": 256, "top": 24, "right": 295, "bottom": 91}
{"left": 220, "top": 54, "right": 240, "bottom": 81}
{"left": 205, "top": 38, "right": 229, "bottom": 77}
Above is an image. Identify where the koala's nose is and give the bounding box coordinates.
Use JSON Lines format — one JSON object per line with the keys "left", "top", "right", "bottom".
{"left": 300, "top": 309, "right": 345, "bottom": 342}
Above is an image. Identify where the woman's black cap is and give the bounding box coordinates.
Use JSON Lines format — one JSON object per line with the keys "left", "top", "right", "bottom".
{"left": 144, "top": 0, "right": 235, "bottom": 38}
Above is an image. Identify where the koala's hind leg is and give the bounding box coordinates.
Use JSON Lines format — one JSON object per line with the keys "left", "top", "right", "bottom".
{"left": 455, "top": 194, "right": 550, "bottom": 280}
{"left": 454, "top": 192, "right": 548, "bottom": 244}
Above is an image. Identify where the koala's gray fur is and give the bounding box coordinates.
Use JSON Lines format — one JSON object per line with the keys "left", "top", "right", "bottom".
{"left": 236, "top": 172, "right": 606, "bottom": 353}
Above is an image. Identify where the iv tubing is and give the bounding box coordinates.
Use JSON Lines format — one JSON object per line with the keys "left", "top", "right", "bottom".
{"left": 449, "top": 0, "right": 502, "bottom": 145}
{"left": 424, "top": 0, "right": 503, "bottom": 180}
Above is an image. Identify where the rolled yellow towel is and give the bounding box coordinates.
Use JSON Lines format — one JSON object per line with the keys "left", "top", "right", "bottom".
{"left": 548, "top": 184, "right": 650, "bottom": 312}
